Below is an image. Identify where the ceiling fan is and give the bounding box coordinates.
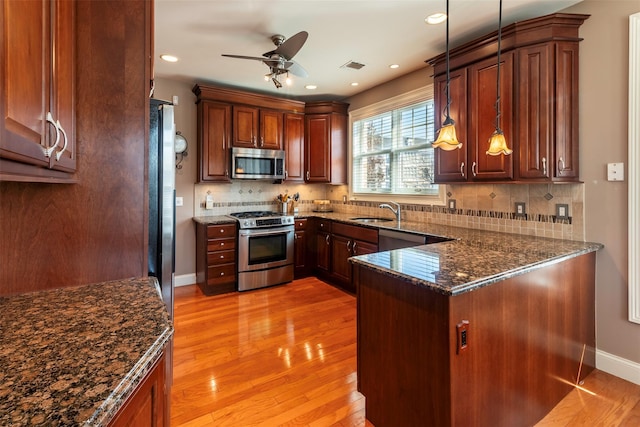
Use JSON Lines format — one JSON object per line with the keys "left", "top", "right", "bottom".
{"left": 222, "top": 31, "right": 309, "bottom": 88}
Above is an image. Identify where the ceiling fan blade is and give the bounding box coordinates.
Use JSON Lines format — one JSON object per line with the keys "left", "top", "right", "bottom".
{"left": 272, "top": 31, "right": 308, "bottom": 60}
{"left": 286, "top": 61, "right": 308, "bottom": 78}
{"left": 221, "top": 54, "right": 268, "bottom": 62}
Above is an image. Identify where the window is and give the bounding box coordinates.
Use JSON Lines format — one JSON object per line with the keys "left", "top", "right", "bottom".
{"left": 350, "top": 86, "right": 443, "bottom": 204}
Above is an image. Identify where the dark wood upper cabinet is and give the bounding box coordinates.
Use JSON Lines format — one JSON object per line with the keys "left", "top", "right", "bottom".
{"left": 197, "top": 101, "right": 231, "bottom": 182}
{"left": 232, "top": 106, "right": 283, "bottom": 150}
{"left": 429, "top": 13, "right": 589, "bottom": 184}
{"left": 304, "top": 102, "right": 348, "bottom": 184}
{"left": 284, "top": 113, "right": 305, "bottom": 181}
{"left": 468, "top": 52, "right": 514, "bottom": 181}
{"left": 1, "top": 0, "right": 76, "bottom": 182}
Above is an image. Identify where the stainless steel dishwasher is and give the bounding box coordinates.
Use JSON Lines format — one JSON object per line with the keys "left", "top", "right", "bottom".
{"left": 378, "top": 229, "right": 452, "bottom": 251}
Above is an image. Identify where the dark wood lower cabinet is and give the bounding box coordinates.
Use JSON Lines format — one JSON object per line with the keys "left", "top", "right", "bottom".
{"left": 355, "top": 252, "right": 596, "bottom": 427}
{"left": 294, "top": 219, "right": 308, "bottom": 278}
{"left": 108, "top": 351, "right": 167, "bottom": 427}
{"left": 195, "top": 222, "right": 237, "bottom": 296}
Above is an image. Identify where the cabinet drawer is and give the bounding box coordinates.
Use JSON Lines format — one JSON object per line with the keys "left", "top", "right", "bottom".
{"left": 208, "top": 249, "right": 235, "bottom": 265}
{"left": 332, "top": 222, "right": 378, "bottom": 244}
{"left": 295, "top": 219, "right": 307, "bottom": 230}
{"left": 316, "top": 219, "right": 332, "bottom": 233}
{"left": 207, "top": 237, "right": 236, "bottom": 252}
{"left": 207, "top": 263, "right": 236, "bottom": 285}
{"left": 207, "top": 224, "right": 236, "bottom": 238}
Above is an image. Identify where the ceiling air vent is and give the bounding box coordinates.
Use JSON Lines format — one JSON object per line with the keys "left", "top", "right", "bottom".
{"left": 341, "top": 60, "right": 365, "bottom": 70}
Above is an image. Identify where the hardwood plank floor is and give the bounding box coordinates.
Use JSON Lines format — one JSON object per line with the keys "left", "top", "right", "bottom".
{"left": 171, "top": 278, "right": 640, "bottom": 426}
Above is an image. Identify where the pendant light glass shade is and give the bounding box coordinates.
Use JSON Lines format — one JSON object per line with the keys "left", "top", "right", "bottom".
{"left": 433, "top": 0, "right": 462, "bottom": 151}
{"left": 486, "top": 129, "right": 512, "bottom": 155}
{"left": 486, "top": 0, "right": 512, "bottom": 156}
{"left": 433, "top": 118, "right": 462, "bottom": 150}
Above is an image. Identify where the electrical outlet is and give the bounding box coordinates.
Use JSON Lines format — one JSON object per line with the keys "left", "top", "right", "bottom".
{"left": 175, "top": 196, "right": 184, "bottom": 207}
{"left": 555, "top": 203, "right": 569, "bottom": 220}
{"left": 456, "top": 320, "right": 469, "bottom": 354}
{"left": 448, "top": 199, "right": 456, "bottom": 211}
{"left": 205, "top": 194, "right": 214, "bottom": 210}
{"left": 515, "top": 202, "right": 526, "bottom": 217}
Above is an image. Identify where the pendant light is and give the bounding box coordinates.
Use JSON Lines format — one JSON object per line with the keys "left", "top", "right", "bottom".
{"left": 486, "top": 0, "right": 513, "bottom": 156}
{"left": 432, "top": 0, "right": 462, "bottom": 151}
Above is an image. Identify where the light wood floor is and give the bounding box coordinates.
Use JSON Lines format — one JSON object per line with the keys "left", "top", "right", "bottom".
{"left": 171, "top": 277, "right": 640, "bottom": 426}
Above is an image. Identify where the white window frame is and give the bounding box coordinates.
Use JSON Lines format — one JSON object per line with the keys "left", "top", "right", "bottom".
{"left": 629, "top": 12, "right": 640, "bottom": 324}
{"left": 348, "top": 85, "right": 445, "bottom": 206}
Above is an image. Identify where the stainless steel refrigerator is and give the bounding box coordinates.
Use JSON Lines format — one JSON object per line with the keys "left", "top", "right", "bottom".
{"left": 148, "top": 99, "right": 175, "bottom": 319}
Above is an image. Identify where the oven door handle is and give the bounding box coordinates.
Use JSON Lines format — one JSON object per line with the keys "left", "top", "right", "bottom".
{"left": 239, "top": 228, "right": 293, "bottom": 238}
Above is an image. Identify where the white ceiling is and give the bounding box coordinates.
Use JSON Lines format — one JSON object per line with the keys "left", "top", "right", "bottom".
{"left": 154, "top": 0, "right": 582, "bottom": 101}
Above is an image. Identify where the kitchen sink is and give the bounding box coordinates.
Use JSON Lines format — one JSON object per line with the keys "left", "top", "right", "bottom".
{"left": 350, "top": 217, "right": 394, "bottom": 223}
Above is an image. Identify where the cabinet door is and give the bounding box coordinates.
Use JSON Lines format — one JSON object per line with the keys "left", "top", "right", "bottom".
{"left": 305, "top": 114, "right": 331, "bottom": 182}
{"left": 554, "top": 42, "right": 580, "bottom": 181}
{"left": 259, "top": 109, "right": 283, "bottom": 149}
{"left": 294, "top": 230, "right": 307, "bottom": 275}
{"left": 433, "top": 69, "right": 468, "bottom": 183}
{"left": 316, "top": 231, "right": 331, "bottom": 273}
{"left": 233, "top": 106, "right": 258, "bottom": 148}
{"left": 198, "top": 101, "right": 231, "bottom": 182}
{"left": 468, "top": 52, "right": 514, "bottom": 181}
{"left": 284, "top": 113, "right": 304, "bottom": 181}
{"left": 1, "top": 0, "right": 75, "bottom": 176}
{"left": 517, "top": 44, "right": 552, "bottom": 180}
{"left": 331, "top": 234, "right": 352, "bottom": 284}
{"left": 353, "top": 240, "right": 377, "bottom": 256}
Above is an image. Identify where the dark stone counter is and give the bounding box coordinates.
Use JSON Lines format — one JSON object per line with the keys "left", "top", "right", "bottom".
{"left": 0, "top": 277, "right": 173, "bottom": 426}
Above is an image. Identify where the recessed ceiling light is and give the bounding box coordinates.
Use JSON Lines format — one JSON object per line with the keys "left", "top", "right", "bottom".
{"left": 351, "top": 82, "right": 359, "bottom": 87}
{"left": 389, "top": 64, "right": 400, "bottom": 69}
{"left": 425, "top": 13, "right": 447, "bottom": 25}
{"left": 305, "top": 85, "right": 317, "bottom": 90}
{"left": 160, "top": 54, "right": 179, "bottom": 63}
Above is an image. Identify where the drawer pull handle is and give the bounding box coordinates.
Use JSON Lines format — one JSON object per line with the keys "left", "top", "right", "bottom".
{"left": 472, "top": 162, "right": 477, "bottom": 177}
{"left": 55, "top": 120, "right": 68, "bottom": 161}
{"left": 42, "top": 112, "right": 61, "bottom": 158}
{"left": 346, "top": 240, "right": 352, "bottom": 251}
{"left": 460, "top": 162, "right": 465, "bottom": 178}
{"left": 353, "top": 241, "right": 358, "bottom": 254}
{"left": 542, "top": 157, "right": 547, "bottom": 176}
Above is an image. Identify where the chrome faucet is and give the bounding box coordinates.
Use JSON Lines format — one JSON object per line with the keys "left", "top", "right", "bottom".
{"left": 379, "top": 201, "right": 401, "bottom": 222}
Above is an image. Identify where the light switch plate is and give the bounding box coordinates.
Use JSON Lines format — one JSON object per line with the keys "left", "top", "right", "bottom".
{"left": 175, "top": 196, "right": 184, "bottom": 207}
{"left": 607, "top": 163, "right": 624, "bottom": 181}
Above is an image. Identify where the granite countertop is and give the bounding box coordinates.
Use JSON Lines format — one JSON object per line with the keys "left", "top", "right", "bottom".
{"left": 192, "top": 215, "right": 236, "bottom": 225}
{"left": 0, "top": 277, "right": 174, "bottom": 426}
{"left": 192, "top": 211, "right": 603, "bottom": 296}
{"left": 302, "top": 212, "right": 603, "bottom": 296}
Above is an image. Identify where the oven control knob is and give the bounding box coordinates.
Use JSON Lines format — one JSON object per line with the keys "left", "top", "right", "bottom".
{"left": 244, "top": 220, "right": 250, "bottom": 227}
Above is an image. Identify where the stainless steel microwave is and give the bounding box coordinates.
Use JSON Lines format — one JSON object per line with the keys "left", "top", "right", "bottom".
{"left": 231, "top": 147, "right": 286, "bottom": 180}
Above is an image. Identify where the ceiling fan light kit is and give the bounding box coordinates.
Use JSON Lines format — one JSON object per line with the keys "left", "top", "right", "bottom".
{"left": 222, "top": 31, "right": 309, "bottom": 89}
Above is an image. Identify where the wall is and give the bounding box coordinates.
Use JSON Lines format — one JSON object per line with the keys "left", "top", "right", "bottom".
{"left": 0, "top": 1, "right": 150, "bottom": 296}
{"left": 561, "top": 0, "right": 640, "bottom": 371}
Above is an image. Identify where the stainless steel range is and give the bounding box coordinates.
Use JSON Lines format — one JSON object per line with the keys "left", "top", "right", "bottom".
{"left": 228, "top": 210, "right": 295, "bottom": 291}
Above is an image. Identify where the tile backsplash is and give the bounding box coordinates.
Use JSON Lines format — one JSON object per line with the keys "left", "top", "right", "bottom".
{"left": 195, "top": 182, "right": 585, "bottom": 241}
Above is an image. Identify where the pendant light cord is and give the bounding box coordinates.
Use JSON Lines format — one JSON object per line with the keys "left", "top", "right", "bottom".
{"left": 444, "top": 0, "right": 452, "bottom": 122}
{"left": 495, "top": 0, "right": 503, "bottom": 132}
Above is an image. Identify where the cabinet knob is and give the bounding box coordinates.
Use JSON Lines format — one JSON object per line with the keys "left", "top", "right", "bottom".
{"left": 220, "top": 272, "right": 224, "bottom": 276}
{"left": 220, "top": 255, "right": 224, "bottom": 259}
{"left": 221, "top": 242, "right": 224, "bottom": 246}
{"left": 220, "top": 229, "right": 225, "bottom": 233}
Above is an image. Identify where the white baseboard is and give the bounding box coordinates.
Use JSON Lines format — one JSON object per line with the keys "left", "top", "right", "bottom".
{"left": 596, "top": 349, "right": 640, "bottom": 385}
{"left": 175, "top": 273, "right": 196, "bottom": 287}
